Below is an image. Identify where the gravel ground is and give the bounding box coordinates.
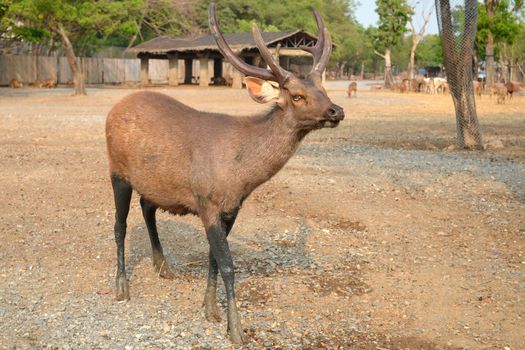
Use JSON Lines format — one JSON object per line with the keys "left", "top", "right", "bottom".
{"left": 0, "top": 83, "right": 524, "bottom": 349}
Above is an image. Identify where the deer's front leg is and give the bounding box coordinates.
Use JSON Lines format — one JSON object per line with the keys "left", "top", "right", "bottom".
{"left": 205, "top": 218, "right": 244, "bottom": 344}
{"left": 204, "top": 210, "right": 238, "bottom": 323}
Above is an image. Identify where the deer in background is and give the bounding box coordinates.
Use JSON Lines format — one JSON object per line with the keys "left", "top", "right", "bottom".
{"left": 10, "top": 78, "right": 23, "bottom": 88}
{"left": 105, "top": 4, "right": 343, "bottom": 344}
{"left": 347, "top": 81, "right": 357, "bottom": 97}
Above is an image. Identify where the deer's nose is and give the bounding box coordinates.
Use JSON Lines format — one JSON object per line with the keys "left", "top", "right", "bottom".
{"left": 326, "top": 104, "right": 345, "bottom": 121}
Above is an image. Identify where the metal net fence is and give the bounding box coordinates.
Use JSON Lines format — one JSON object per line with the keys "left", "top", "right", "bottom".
{"left": 435, "top": 0, "right": 483, "bottom": 149}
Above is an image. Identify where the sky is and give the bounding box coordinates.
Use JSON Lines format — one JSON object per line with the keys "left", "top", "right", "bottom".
{"left": 355, "top": 1, "right": 440, "bottom": 34}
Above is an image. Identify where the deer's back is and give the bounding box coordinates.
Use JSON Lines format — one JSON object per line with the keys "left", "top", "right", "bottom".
{"left": 106, "top": 91, "right": 251, "bottom": 215}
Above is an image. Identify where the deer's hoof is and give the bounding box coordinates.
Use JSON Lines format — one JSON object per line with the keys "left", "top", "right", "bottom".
{"left": 228, "top": 325, "right": 245, "bottom": 345}
{"left": 205, "top": 303, "right": 222, "bottom": 322}
{"left": 115, "top": 275, "right": 130, "bottom": 301}
{"left": 154, "top": 260, "right": 175, "bottom": 280}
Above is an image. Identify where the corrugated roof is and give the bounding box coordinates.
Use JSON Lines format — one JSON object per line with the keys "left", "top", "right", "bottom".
{"left": 127, "top": 30, "right": 314, "bottom": 54}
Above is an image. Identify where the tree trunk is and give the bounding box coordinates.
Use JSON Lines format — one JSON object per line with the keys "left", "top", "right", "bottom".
{"left": 384, "top": 48, "right": 394, "bottom": 87}
{"left": 437, "top": 0, "right": 483, "bottom": 150}
{"left": 409, "top": 46, "right": 416, "bottom": 81}
{"left": 485, "top": 31, "right": 495, "bottom": 85}
{"left": 408, "top": 11, "right": 431, "bottom": 83}
{"left": 360, "top": 62, "right": 365, "bottom": 80}
{"left": 52, "top": 24, "right": 86, "bottom": 95}
{"left": 338, "top": 62, "right": 346, "bottom": 79}
{"left": 450, "top": 83, "right": 483, "bottom": 148}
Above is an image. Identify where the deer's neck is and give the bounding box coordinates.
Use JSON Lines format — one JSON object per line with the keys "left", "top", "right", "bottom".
{"left": 237, "top": 107, "right": 307, "bottom": 185}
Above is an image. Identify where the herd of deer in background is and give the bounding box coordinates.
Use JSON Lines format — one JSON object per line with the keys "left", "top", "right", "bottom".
{"left": 9, "top": 74, "right": 521, "bottom": 106}
{"left": 346, "top": 76, "right": 522, "bottom": 105}
{"left": 9, "top": 77, "right": 71, "bottom": 89}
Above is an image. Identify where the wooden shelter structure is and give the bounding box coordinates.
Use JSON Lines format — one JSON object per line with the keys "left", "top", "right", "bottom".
{"left": 127, "top": 30, "right": 325, "bottom": 88}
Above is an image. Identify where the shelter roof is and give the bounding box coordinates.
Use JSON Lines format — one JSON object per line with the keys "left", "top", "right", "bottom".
{"left": 127, "top": 30, "right": 318, "bottom": 55}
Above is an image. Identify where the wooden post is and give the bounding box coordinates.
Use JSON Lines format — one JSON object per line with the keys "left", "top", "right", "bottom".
{"left": 184, "top": 59, "right": 192, "bottom": 84}
{"left": 140, "top": 56, "right": 149, "bottom": 86}
{"left": 213, "top": 58, "right": 223, "bottom": 79}
{"left": 232, "top": 69, "right": 243, "bottom": 89}
{"left": 199, "top": 55, "right": 209, "bottom": 87}
{"left": 168, "top": 54, "right": 179, "bottom": 86}
{"left": 281, "top": 56, "right": 290, "bottom": 71}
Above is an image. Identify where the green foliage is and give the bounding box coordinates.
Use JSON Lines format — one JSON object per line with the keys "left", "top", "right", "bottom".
{"left": 477, "top": 0, "right": 523, "bottom": 59}
{"left": 390, "top": 32, "right": 410, "bottom": 69}
{"left": 512, "top": 24, "right": 525, "bottom": 60}
{"left": 415, "top": 34, "right": 443, "bottom": 67}
{"left": 478, "top": 0, "right": 521, "bottom": 44}
{"left": 373, "top": 0, "right": 412, "bottom": 51}
{"left": 193, "top": 0, "right": 357, "bottom": 33}
{"left": 3, "top": 0, "right": 144, "bottom": 55}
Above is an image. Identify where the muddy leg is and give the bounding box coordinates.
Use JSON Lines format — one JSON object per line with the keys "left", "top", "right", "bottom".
{"left": 111, "top": 174, "right": 133, "bottom": 301}
{"left": 205, "top": 214, "right": 244, "bottom": 344}
{"left": 204, "top": 210, "right": 238, "bottom": 322}
{"left": 140, "top": 196, "right": 175, "bottom": 279}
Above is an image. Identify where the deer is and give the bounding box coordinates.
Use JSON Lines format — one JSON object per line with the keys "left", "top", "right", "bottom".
{"left": 105, "top": 4, "right": 343, "bottom": 345}
{"left": 505, "top": 81, "right": 520, "bottom": 99}
{"left": 473, "top": 80, "right": 483, "bottom": 98}
{"left": 347, "top": 81, "right": 357, "bottom": 97}
{"left": 10, "top": 78, "right": 23, "bottom": 88}
{"left": 42, "top": 79, "right": 57, "bottom": 88}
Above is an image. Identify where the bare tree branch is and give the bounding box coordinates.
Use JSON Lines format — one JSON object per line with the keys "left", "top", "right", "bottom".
{"left": 408, "top": 5, "right": 433, "bottom": 80}
{"left": 374, "top": 49, "right": 386, "bottom": 59}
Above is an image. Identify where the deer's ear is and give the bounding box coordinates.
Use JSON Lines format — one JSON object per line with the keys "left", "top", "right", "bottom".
{"left": 245, "top": 77, "right": 280, "bottom": 104}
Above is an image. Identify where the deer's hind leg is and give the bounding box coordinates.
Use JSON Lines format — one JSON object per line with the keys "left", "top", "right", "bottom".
{"left": 140, "top": 196, "right": 175, "bottom": 279}
{"left": 111, "top": 174, "right": 133, "bottom": 301}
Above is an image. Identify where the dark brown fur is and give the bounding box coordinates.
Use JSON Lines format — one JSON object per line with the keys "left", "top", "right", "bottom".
{"left": 506, "top": 81, "right": 520, "bottom": 99}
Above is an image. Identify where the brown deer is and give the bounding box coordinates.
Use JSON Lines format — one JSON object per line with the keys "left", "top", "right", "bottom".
{"left": 42, "top": 79, "right": 57, "bottom": 88}
{"left": 10, "top": 78, "right": 23, "bottom": 88}
{"left": 473, "top": 80, "right": 483, "bottom": 98}
{"left": 347, "top": 81, "right": 357, "bottom": 97}
{"left": 495, "top": 85, "right": 507, "bottom": 104}
{"left": 105, "top": 4, "right": 343, "bottom": 345}
{"left": 506, "top": 81, "right": 520, "bottom": 99}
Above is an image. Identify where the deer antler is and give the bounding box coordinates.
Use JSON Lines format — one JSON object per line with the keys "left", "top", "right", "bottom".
{"left": 300, "top": 10, "right": 332, "bottom": 74}
{"left": 251, "top": 23, "right": 291, "bottom": 84}
{"left": 209, "top": 3, "right": 291, "bottom": 84}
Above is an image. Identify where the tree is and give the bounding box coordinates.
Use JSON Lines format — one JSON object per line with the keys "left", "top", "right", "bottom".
{"left": 123, "top": 0, "right": 199, "bottom": 52}
{"left": 408, "top": 5, "right": 432, "bottom": 82}
{"left": 4, "top": 0, "right": 143, "bottom": 95}
{"left": 373, "top": 0, "right": 412, "bottom": 87}
{"left": 478, "top": 0, "right": 524, "bottom": 85}
{"left": 437, "top": 0, "right": 483, "bottom": 149}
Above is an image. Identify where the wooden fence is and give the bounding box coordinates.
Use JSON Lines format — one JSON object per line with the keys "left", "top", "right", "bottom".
{"left": 0, "top": 55, "right": 215, "bottom": 86}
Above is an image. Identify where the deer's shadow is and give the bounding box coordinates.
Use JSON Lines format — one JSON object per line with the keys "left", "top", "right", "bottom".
{"left": 123, "top": 215, "right": 369, "bottom": 304}
{"left": 125, "top": 217, "right": 315, "bottom": 281}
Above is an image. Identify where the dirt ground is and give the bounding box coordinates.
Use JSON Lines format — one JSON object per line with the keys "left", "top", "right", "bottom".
{"left": 0, "top": 83, "right": 524, "bottom": 349}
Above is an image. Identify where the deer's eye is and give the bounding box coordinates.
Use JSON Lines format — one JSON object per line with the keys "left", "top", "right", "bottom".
{"left": 292, "top": 95, "right": 304, "bottom": 102}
